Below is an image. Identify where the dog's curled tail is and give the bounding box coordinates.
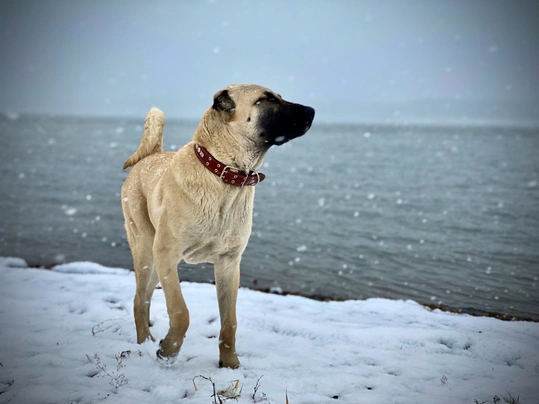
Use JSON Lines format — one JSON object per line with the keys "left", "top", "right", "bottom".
{"left": 123, "top": 107, "right": 166, "bottom": 169}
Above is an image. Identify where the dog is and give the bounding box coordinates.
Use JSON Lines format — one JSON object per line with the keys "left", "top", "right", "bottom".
{"left": 121, "top": 84, "right": 315, "bottom": 368}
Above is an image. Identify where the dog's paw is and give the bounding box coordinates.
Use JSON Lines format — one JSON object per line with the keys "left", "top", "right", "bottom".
{"left": 156, "top": 348, "right": 178, "bottom": 367}
{"left": 155, "top": 338, "right": 181, "bottom": 367}
{"left": 219, "top": 356, "right": 241, "bottom": 369}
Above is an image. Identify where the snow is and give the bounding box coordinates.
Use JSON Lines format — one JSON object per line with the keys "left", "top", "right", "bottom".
{"left": 0, "top": 257, "right": 538, "bottom": 404}
{"left": 3, "top": 112, "right": 20, "bottom": 121}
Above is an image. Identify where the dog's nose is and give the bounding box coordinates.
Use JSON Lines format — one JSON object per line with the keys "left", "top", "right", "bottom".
{"left": 304, "top": 106, "right": 315, "bottom": 124}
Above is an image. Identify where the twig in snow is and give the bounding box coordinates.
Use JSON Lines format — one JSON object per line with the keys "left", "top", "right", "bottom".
{"left": 91, "top": 318, "right": 125, "bottom": 336}
{"left": 502, "top": 392, "right": 520, "bottom": 404}
{"left": 251, "top": 375, "right": 272, "bottom": 402}
{"left": 252, "top": 375, "right": 263, "bottom": 400}
{"left": 193, "top": 375, "right": 222, "bottom": 404}
{"left": 0, "top": 380, "right": 14, "bottom": 395}
{"left": 93, "top": 353, "right": 128, "bottom": 392}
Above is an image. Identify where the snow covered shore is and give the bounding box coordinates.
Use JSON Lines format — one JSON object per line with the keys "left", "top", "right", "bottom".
{"left": 0, "top": 257, "right": 537, "bottom": 403}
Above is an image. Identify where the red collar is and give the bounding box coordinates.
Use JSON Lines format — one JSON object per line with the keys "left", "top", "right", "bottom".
{"left": 194, "top": 144, "right": 266, "bottom": 187}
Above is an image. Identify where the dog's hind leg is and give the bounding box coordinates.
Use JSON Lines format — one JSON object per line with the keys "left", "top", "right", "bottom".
{"left": 214, "top": 256, "right": 241, "bottom": 369}
{"left": 133, "top": 256, "right": 159, "bottom": 343}
{"left": 127, "top": 223, "right": 158, "bottom": 344}
{"left": 153, "top": 238, "right": 190, "bottom": 364}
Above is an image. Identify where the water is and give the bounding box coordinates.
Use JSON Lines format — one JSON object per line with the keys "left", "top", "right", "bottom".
{"left": 1, "top": 115, "right": 538, "bottom": 320}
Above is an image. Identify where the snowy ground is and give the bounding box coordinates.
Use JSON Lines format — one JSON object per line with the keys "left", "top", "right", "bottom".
{"left": 0, "top": 257, "right": 537, "bottom": 404}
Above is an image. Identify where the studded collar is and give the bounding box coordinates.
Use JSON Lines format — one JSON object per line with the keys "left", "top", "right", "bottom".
{"left": 194, "top": 143, "right": 266, "bottom": 187}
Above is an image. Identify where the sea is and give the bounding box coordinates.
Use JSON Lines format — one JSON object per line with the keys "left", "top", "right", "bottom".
{"left": 1, "top": 114, "right": 538, "bottom": 320}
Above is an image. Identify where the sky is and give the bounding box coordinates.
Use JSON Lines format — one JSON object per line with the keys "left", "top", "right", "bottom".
{"left": 1, "top": 0, "right": 538, "bottom": 123}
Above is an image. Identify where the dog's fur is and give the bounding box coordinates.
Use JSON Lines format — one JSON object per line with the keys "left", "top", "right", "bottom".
{"left": 121, "top": 84, "right": 314, "bottom": 368}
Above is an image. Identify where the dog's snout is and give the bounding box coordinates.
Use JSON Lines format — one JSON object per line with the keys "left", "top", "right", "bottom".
{"left": 304, "top": 106, "right": 315, "bottom": 122}
{"left": 303, "top": 106, "right": 315, "bottom": 130}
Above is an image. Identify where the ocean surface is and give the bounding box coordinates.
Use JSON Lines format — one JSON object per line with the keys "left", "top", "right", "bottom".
{"left": 1, "top": 115, "right": 538, "bottom": 320}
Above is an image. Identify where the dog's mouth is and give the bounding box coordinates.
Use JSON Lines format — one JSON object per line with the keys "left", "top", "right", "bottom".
{"left": 272, "top": 135, "right": 288, "bottom": 145}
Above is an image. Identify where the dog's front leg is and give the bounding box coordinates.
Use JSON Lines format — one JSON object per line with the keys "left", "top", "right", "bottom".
{"left": 214, "top": 256, "right": 241, "bottom": 369}
{"left": 153, "top": 244, "right": 190, "bottom": 365}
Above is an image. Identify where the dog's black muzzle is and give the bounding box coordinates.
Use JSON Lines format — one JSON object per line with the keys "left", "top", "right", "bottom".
{"left": 262, "top": 103, "right": 315, "bottom": 146}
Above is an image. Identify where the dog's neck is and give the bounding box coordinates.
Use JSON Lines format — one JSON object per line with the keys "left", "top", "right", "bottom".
{"left": 194, "top": 112, "right": 269, "bottom": 172}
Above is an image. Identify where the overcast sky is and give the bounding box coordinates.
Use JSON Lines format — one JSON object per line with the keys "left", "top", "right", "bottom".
{"left": 1, "top": 0, "right": 538, "bottom": 122}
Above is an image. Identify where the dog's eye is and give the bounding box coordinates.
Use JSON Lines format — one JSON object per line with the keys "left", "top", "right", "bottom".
{"left": 255, "top": 96, "right": 278, "bottom": 106}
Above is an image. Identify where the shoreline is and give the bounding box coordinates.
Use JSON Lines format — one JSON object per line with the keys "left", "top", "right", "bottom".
{"left": 236, "top": 285, "right": 539, "bottom": 323}
{"left": 23, "top": 258, "right": 538, "bottom": 323}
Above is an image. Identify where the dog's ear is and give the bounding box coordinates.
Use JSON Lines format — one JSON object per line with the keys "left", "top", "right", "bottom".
{"left": 212, "top": 90, "right": 236, "bottom": 115}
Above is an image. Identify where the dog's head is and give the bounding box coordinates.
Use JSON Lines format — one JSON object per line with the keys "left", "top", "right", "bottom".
{"left": 211, "top": 84, "right": 315, "bottom": 147}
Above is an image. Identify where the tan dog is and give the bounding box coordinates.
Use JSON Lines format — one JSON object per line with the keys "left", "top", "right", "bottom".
{"left": 121, "top": 84, "right": 314, "bottom": 368}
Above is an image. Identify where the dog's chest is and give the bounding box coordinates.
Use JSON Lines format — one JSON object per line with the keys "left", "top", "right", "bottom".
{"left": 181, "top": 191, "right": 254, "bottom": 264}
